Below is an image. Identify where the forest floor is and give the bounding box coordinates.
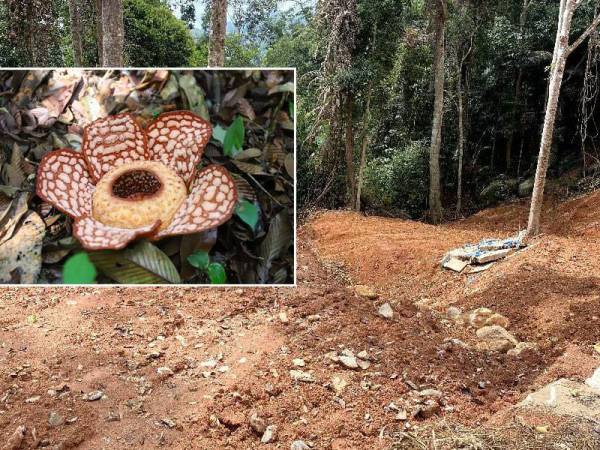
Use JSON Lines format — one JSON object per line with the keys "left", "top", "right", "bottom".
{"left": 1, "top": 190, "right": 600, "bottom": 449}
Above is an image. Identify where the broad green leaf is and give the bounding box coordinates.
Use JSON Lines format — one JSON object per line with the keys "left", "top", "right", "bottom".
{"left": 223, "top": 116, "right": 245, "bottom": 157}
{"left": 235, "top": 199, "right": 259, "bottom": 230}
{"left": 179, "top": 73, "right": 209, "bottom": 120}
{"left": 180, "top": 229, "right": 217, "bottom": 280}
{"left": 212, "top": 124, "right": 227, "bottom": 144}
{"left": 63, "top": 252, "right": 97, "bottom": 284}
{"left": 89, "top": 241, "right": 181, "bottom": 284}
{"left": 207, "top": 262, "right": 227, "bottom": 284}
{"left": 187, "top": 250, "right": 210, "bottom": 270}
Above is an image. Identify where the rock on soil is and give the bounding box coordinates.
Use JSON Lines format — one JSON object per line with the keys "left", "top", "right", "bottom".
{"left": 291, "top": 441, "right": 311, "bottom": 450}
{"left": 377, "top": 302, "right": 394, "bottom": 319}
{"left": 354, "top": 285, "right": 377, "bottom": 299}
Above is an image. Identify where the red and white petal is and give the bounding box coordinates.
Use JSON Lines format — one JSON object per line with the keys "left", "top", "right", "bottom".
{"left": 36, "top": 149, "right": 94, "bottom": 218}
{"left": 73, "top": 217, "right": 161, "bottom": 251}
{"left": 154, "top": 165, "right": 237, "bottom": 239}
{"left": 146, "top": 111, "right": 212, "bottom": 185}
{"left": 82, "top": 113, "right": 147, "bottom": 182}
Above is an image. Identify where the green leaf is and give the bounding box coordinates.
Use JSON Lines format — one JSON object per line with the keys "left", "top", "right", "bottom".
{"left": 63, "top": 252, "right": 97, "bottom": 284}
{"left": 207, "top": 262, "right": 227, "bottom": 284}
{"left": 223, "top": 116, "right": 245, "bottom": 157}
{"left": 235, "top": 199, "right": 259, "bottom": 230}
{"left": 89, "top": 241, "right": 181, "bottom": 284}
{"left": 212, "top": 124, "right": 227, "bottom": 144}
{"left": 187, "top": 250, "right": 210, "bottom": 270}
{"left": 289, "top": 101, "right": 294, "bottom": 118}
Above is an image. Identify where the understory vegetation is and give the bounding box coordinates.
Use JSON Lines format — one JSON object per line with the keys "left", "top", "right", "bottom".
{"left": 1, "top": 0, "right": 600, "bottom": 221}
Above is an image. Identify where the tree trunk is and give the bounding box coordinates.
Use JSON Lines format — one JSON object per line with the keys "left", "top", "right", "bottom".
{"left": 209, "top": 0, "right": 227, "bottom": 67}
{"left": 68, "top": 0, "right": 84, "bottom": 66}
{"left": 344, "top": 94, "right": 356, "bottom": 207}
{"left": 95, "top": 0, "right": 103, "bottom": 64}
{"left": 456, "top": 68, "right": 465, "bottom": 216}
{"left": 428, "top": 0, "right": 447, "bottom": 224}
{"left": 100, "top": 0, "right": 124, "bottom": 66}
{"left": 526, "top": 0, "right": 573, "bottom": 237}
{"left": 355, "top": 83, "right": 373, "bottom": 211}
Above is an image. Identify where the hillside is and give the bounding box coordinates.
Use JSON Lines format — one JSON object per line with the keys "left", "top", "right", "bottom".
{"left": 1, "top": 191, "right": 600, "bottom": 449}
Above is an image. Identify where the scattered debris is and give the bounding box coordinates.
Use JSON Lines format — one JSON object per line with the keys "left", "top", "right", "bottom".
{"left": 442, "top": 232, "right": 526, "bottom": 272}
{"left": 290, "top": 370, "right": 315, "bottom": 383}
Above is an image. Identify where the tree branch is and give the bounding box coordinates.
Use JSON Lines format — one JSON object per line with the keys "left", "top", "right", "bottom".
{"left": 567, "top": 13, "right": 600, "bottom": 55}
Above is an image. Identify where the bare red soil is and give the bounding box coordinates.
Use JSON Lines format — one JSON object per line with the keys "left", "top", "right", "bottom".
{"left": 1, "top": 191, "right": 599, "bottom": 449}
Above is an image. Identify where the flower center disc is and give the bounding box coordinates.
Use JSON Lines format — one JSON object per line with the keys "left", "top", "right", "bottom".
{"left": 112, "top": 170, "right": 162, "bottom": 200}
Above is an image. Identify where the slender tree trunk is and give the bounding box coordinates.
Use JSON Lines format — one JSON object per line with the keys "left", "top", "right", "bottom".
{"left": 527, "top": 0, "right": 600, "bottom": 236}
{"left": 95, "top": 0, "right": 103, "bottom": 64}
{"left": 344, "top": 94, "right": 356, "bottom": 207}
{"left": 209, "top": 0, "right": 227, "bottom": 67}
{"left": 68, "top": 0, "right": 84, "bottom": 66}
{"left": 428, "top": 0, "right": 447, "bottom": 224}
{"left": 355, "top": 83, "right": 373, "bottom": 211}
{"left": 456, "top": 68, "right": 465, "bottom": 215}
{"left": 100, "top": 0, "right": 124, "bottom": 66}
{"left": 527, "top": 0, "right": 573, "bottom": 236}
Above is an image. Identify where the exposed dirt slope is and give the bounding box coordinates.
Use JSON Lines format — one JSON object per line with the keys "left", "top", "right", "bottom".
{"left": 1, "top": 191, "right": 599, "bottom": 449}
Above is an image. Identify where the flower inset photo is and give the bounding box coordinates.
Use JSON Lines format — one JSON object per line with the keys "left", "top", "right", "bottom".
{"left": 0, "top": 69, "right": 295, "bottom": 285}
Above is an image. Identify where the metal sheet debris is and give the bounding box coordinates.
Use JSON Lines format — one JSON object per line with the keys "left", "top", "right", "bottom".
{"left": 441, "top": 231, "right": 526, "bottom": 273}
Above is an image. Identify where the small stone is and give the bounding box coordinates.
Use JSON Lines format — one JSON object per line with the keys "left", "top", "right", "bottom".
{"left": 291, "top": 441, "right": 311, "bottom": 450}
{"left": 338, "top": 355, "right": 358, "bottom": 370}
{"left": 278, "top": 312, "right": 289, "bottom": 323}
{"left": 356, "top": 350, "right": 370, "bottom": 360}
{"left": 261, "top": 425, "right": 277, "bottom": 443}
{"left": 418, "top": 389, "right": 442, "bottom": 399}
{"left": 476, "top": 325, "right": 518, "bottom": 345}
{"left": 535, "top": 425, "right": 549, "bottom": 433}
{"left": 446, "top": 306, "right": 462, "bottom": 320}
{"left": 48, "top": 411, "right": 64, "bottom": 427}
{"left": 357, "top": 359, "right": 370, "bottom": 370}
{"left": 249, "top": 412, "right": 267, "bottom": 434}
{"left": 507, "top": 342, "right": 538, "bottom": 357}
{"left": 417, "top": 399, "right": 440, "bottom": 418}
{"left": 292, "top": 358, "right": 306, "bottom": 367}
{"left": 355, "top": 285, "right": 377, "bottom": 299}
{"left": 157, "top": 367, "right": 174, "bottom": 377}
{"left": 290, "top": 370, "right": 315, "bottom": 383}
{"left": 468, "top": 307, "right": 494, "bottom": 328}
{"left": 331, "top": 375, "right": 348, "bottom": 394}
{"left": 200, "top": 359, "right": 218, "bottom": 369}
{"left": 161, "top": 417, "right": 176, "bottom": 428}
{"left": 25, "top": 396, "right": 40, "bottom": 403}
{"left": 377, "top": 303, "right": 394, "bottom": 319}
{"left": 475, "top": 339, "right": 514, "bottom": 353}
{"left": 395, "top": 409, "right": 408, "bottom": 421}
{"left": 485, "top": 313, "right": 510, "bottom": 328}
{"left": 84, "top": 390, "right": 104, "bottom": 401}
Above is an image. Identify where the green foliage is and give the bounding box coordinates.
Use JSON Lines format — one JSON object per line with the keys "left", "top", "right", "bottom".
{"left": 187, "top": 250, "right": 210, "bottom": 270}
{"left": 223, "top": 116, "right": 245, "bottom": 157}
{"left": 187, "top": 251, "right": 228, "bottom": 284}
{"left": 207, "top": 262, "right": 227, "bottom": 284}
{"left": 63, "top": 252, "right": 97, "bottom": 284}
{"left": 235, "top": 199, "right": 260, "bottom": 230}
{"left": 362, "top": 141, "right": 429, "bottom": 217}
{"left": 124, "top": 0, "right": 195, "bottom": 66}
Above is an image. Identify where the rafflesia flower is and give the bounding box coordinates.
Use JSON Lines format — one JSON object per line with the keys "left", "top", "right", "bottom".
{"left": 36, "top": 111, "right": 238, "bottom": 250}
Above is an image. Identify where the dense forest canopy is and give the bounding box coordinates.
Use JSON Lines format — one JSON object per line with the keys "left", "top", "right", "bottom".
{"left": 1, "top": 0, "right": 600, "bottom": 232}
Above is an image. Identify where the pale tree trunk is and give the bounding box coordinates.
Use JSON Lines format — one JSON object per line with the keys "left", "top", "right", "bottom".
{"left": 344, "top": 94, "right": 356, "bottom": 207}
{"left": 456, "top": 69, "right": 465, "bottom": 215}
{"left": 100, "top": 0, "right": 124, "bottom": 66}
{"left": 68, "top": 0, "right": 84, "bottom": 66}
{"left": 209, "top": 0, "right": 227, "bottom": 67}
{"left": 428, "top": 0, "right": 447, "bottom": 224}
{"left": 526, "top": 0, "right": 600, "bottom": 237}
{"left": 355, "top": 83, "right": 373, "bottom": 211}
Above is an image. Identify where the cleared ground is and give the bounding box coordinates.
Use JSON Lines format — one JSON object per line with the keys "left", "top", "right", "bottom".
{"left": 1, "top": 191, "right": 599, "bottom": 449}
